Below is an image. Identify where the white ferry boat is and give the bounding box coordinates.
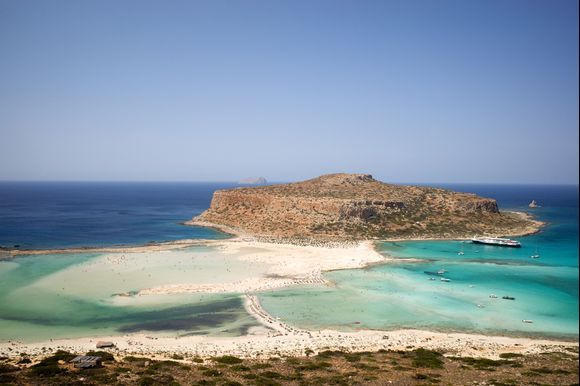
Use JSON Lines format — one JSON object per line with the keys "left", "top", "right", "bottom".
{"left": 471, "top": 237, "right": 521, "bottom": 248}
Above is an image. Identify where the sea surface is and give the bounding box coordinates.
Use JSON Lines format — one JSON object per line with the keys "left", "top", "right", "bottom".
{"left": 0, "top": 182, "right": 234, "bottom": 249}
{"left": 0, "top": 182, "right": 577, "bottom": 341}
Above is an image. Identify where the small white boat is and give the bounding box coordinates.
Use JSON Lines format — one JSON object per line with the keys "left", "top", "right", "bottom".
{"left": 522, "top": 319, "right": 534, "bottom": 324}
{"left": 530, "top": 254, "right": 540, "bottom": 259}
{"left": 477, "top": 304, "right": 485, "bottom": 308}
{"left": 428, "top": 277, "right": 436, "bottom": 281}
{"left": 457, "top": 251, "right": 465, "bottom": 255}
{"left": 437, "top": 269, "right": 447, "bottom": 274}
{"left": 489, "top": 294, "right": 498, "bottom": 298}
{"left": 440, "top": 278, "right": 451, "bottom": 282}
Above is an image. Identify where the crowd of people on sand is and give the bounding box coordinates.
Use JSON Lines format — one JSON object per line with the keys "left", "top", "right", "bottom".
{"left": 251, "top": 235, "right": 359, "bottom": 249}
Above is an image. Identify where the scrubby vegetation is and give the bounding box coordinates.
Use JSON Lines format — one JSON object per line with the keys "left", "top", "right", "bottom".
{"left": 0, "top": 348, "right": 577, "bottom": 385}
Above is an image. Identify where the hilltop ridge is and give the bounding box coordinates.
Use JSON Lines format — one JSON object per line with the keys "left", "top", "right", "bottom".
{"left": 192, "top": 173, "right": 540, "bottom": 240}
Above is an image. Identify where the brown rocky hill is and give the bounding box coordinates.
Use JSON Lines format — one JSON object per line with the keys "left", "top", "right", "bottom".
{"left": 191, "top": 173, "right": 540, "bottom": 240}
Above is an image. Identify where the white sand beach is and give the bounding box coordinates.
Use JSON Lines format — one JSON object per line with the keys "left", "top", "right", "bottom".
{"left": 137, "top": 239, "right": 386, "bottom": 296}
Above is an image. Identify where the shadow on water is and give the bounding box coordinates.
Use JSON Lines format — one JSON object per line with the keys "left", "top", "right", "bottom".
{"left": 2, "top": 296, "right": 256, "bottom": 334}
{"left": 118, "top": 312, "right": 239, "bottom": 333}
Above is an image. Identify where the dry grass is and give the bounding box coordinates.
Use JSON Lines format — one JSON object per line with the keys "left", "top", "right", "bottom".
{"left": 2, "top": 348, "right": 578, "bottom": 386}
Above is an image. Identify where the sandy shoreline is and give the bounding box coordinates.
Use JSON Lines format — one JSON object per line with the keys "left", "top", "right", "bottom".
{"left": 1, "top": 323, "right": 576, "bottom": 362}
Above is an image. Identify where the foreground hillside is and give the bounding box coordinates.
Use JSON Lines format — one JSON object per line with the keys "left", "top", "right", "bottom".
{"left": 1, "top": 348, "right": 577, "bottom": 386}
{"left": 192, "top": 173, "right": 540, "bottom": 240}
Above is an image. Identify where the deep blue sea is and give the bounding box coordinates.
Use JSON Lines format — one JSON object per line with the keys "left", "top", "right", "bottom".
{"left": 0, "top": 182, "right": 577, "bottom": 341}
{"left": 0, "top": 182, "right": 236, "bottom": 249}
{"left": 0, "top": 182, "right": 576, "bottom": 250}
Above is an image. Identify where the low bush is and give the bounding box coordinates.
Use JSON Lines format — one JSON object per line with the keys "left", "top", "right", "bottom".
{"left": 411, "top": 349, "right": 444, "bottom": 369}
{"left": 211, "top": 355, "right": 243, "bottom": 365}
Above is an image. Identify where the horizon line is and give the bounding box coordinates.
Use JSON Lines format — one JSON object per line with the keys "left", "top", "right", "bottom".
{"left": 0, "top": 179, "right": 578, "bottom": 186}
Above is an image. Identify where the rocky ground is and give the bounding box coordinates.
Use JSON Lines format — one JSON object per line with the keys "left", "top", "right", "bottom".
{"left": 1, "top": 347, "right": 578, "bottom": 386}
{"left": 193, "top": 173, "right": 541, "bottom": 241}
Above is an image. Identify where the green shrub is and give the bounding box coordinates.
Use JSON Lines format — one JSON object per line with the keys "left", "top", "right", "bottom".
{"left": 231, "top": 365, "right": 250, "bottom": 371}
{"left": 458, "top": 357, "right": 511, "bottom": 369}
{"left": 498, "top": 352, "right": 523, "bottom": 359}
{"left": 252, "top": 363, "right": 272, "bottom": 369}
{"left": 37, "top": 350, "right": 75, "bottom": 366}
{"left": 0, "top": 374, "right": 17, "bottom": 384}
{"left": 137, "top": 376, "right": 156, "bottom": 386}
{"left": 124, "top": 356, "right": 151, "bottom": 363}
{"left": 85, "top": 350, "right": 115, "bottom": 361}
{"left": 0, "top": 364, "right": 18, "bottom": 374}
{"left": 260, "top": 370, "right": 283, "bottom": 379}
{"left": 202, "top": 368, "right": 222, "bottom": 377}
{"left": 298, "top": 361, "right": 332, "bottom": 371}
{"left": 411, "top": 349, "right": 443, "bottom": 369}
{"left": 29, "top": 364, "right": 66, "bottom": 377}
{"left": 211, "top": 355, "right": 243, "bottom": 365}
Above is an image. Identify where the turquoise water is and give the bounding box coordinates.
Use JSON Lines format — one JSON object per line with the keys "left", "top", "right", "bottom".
{"left": 260, "top": 186, "right": 579, "bottom": 340}
{"left": 0, "top": 248, "right": 259, "bottom": 342}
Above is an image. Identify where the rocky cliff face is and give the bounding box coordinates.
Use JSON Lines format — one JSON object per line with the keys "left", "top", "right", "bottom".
{"left": 193, "top": 173, "right": 538, "bottom": 240}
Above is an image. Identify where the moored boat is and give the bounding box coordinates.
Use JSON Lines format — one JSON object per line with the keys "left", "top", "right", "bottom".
{"left": 471, "top": 237, "right": 521, "bottom": 248}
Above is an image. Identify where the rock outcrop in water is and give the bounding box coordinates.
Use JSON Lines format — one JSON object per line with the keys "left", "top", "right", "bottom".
{"left": 238, "top": 177, "right": 268, "bottom": 185}
{"left": 192, "top": 173, "right": 540, "bottom": 240}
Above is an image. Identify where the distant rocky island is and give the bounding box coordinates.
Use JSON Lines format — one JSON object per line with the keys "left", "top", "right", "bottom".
{"left": 192, "top": 173, "right": 541, "bottom": 240}
{"left": 238, "top": 177, "right": 268, "bottom": 185}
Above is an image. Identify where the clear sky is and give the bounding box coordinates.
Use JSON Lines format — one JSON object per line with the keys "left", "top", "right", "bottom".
{"left": 0, "top": 0, "right": 578, "bottom": 184}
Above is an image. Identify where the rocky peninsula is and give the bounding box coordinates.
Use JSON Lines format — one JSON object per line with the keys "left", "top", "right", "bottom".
{"left": 190, "top": 173, "right": 541, "bottom": 241}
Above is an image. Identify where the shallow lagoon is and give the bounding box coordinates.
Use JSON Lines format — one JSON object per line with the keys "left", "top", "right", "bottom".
{"left": 259, "top": 247, "right": 578, "bottom": 339}
{"left": 260, "top": 187, "right": 579, "bottom": 340}
{"left": 0, "top": 246, "right": 261, "bottom": 342}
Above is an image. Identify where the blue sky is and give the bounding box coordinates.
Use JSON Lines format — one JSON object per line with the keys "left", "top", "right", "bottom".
{"left": 0, "top": 0, "right": 578, "bottom": 184}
